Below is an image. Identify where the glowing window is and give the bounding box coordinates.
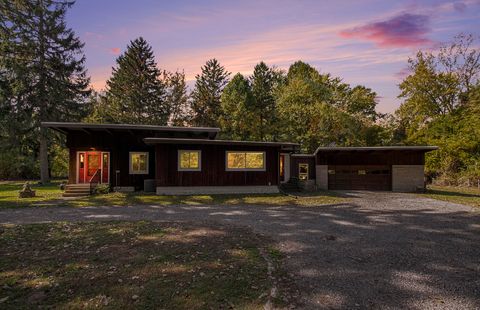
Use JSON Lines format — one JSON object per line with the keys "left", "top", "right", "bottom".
{"left": 226, "top": 152, "right": 265, "bottom": 171}
{"left": 178, "top": 150, "right": 201, "bottom": 171}
{"left": 129, "top": 152, "right": 149, "bottom": 174}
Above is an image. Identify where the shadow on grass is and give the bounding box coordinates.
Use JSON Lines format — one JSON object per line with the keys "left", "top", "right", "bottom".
{"left": 0, "top": 221, "right": 295, "bottom": 309}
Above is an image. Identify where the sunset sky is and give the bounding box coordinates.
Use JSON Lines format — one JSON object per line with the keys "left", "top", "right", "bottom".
{"left": 66, "top": 0, "right": 480, "bottom": 113}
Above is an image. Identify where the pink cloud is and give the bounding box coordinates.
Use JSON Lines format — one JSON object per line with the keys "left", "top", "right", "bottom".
{"left": 339, "top": 13, "right": 433, "bottom": 48}
{"left": 109, "top": 47, "right": 121, "bottom": 55}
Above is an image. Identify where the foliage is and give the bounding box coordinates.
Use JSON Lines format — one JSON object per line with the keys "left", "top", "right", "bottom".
{"left": 93, "top": 183, "right": 110, "bottom": 194}
{"left": 394, "top": 34, "right": 480, "bottom": 184}
{"left": 0, "top": 0, "right": 90, "bottom": 180}
{"left": 250, "top": 62, "right": 283, "bottom": 140}
{"left": 104, "top": 37, "right": 169, "bottom": 125}
{"left": 190, "top": 58, "right": 230, "bottom": 127}
{"left": 165, "top": 70, "right": 190, "bottom": 126}
{"left": 218, "top": 73, "right": 255, "bottom": 140}
{"left": 276, "top": 61, "right": 383, "bottom": 152}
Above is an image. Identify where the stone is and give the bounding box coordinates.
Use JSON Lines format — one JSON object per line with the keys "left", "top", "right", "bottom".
{"left": 19, "top": 182, "right": 36, "bottom": 198}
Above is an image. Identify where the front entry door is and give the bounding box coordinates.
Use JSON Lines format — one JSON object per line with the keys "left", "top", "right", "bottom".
{"left": 86, "top": 152, "right": 101, "bottom": 183}
{"left": 77, "top": 151, "right": 109, "bottom": 184}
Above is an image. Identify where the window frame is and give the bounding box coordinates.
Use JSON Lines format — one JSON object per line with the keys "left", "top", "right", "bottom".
{"left": 298, "top": 163, "right": 309, "bottom": 180}
{"left": 129, "top": 152, "right": 149, "bottom": 175}
{"left": 178, "top": 150, "right": 202, "bottom": 171}
{"left": 225, "top": 151, "right": 266, "bottom": 171}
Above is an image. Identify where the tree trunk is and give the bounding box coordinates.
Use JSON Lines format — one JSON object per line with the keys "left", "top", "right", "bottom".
{"left": 39, "top": 127, "right": 50, "bottom": 184}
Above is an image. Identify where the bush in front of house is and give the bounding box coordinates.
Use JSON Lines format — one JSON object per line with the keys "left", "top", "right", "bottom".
{"left": 93, "top": 184, "right": 110, "bottom": 195}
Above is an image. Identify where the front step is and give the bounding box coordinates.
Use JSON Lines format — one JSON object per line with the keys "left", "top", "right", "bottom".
{"left": 63, "top": 183, "right": 93, "bottom": 198}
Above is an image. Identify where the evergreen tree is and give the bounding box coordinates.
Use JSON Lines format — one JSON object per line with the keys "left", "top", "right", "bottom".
{"left": 250, "top": 62, "right": 282, "bottom": 141}
{"left": 105, "top": 37, "right": 169, "bottom": 125}
{"left": 0, "top": 0, "right": 91, "bottom": 182}
{"left": 190, "top": 59, "right": 230, "bottom": 127}
{"left": 219, "top": 73, "right": 255, "bottom": 140}
{"left": 165, "top": 70, "right": 190, "bottom": 126}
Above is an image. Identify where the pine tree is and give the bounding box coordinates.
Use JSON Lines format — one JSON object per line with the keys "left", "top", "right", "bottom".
{"left": 219, "top": 73, "right": 255, "bottom": 140}
{"left": 250, "top": 62, "right": 282, "bottom": 140}
{"left": 165, "top": 70, "right": 190, "bottom": 126}
{"left": 105, "top": 37, "right": 169, "bottom": 125}
{"left": 0, "top": 0, "right": 91, "bottom": 182}
{"left": 190, "top": 59, "right": 230, "bottom": 127}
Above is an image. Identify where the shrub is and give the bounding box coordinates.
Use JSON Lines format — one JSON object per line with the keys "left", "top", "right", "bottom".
{"left": 93, "top": 184, "right": 110, "bottom": 195}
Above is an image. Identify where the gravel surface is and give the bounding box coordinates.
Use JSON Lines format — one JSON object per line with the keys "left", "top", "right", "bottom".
{"left": 1, "top": 191, "right": 479, "bottom": 309}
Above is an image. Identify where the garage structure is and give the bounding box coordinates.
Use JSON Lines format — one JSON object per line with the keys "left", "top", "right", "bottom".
{"left": 314, "top": 146, "right": 438, "bottom": 192}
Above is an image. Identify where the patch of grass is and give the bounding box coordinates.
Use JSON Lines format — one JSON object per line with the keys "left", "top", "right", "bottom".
{"left": 0, "top": 181, "right": 346, "bottom": 209}
{"left": 421, "top": 185, "right": 480, "bottom": 208}
{"left": 0, "top": 221, "right": 294, "bottom": 309}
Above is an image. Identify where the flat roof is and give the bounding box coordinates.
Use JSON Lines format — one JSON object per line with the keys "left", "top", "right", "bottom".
{"left": 144, "top": 137, "right": 300, "bottom": 149}
{"left": 314, "top": 146, "right": 438, "bottom": 154}
{"left": 41, "top": 122, "right": 220, "bottom": 133}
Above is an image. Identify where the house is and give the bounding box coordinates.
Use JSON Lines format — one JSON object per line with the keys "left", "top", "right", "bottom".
{"left": 42, "top": 122, "right": 437, "bottom": 194}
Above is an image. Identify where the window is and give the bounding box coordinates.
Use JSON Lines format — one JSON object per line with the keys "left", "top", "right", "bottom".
{"left": 79, "top": 153, "right": 85, "bottom": 168}
{"left": 178, "top": 150, "right": 201, "bottom": 171}
{"left": 226, "top": 151, "right": 265, "bottom": 171}
{"left": 299, "top": 163, "right": 309, "bottom": 180}
{"left": 129, "top": 152, "right": 149, "bottom": 174}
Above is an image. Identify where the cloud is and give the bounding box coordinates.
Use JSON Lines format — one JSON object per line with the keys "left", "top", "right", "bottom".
{"left": 339, "top": 13, "right": 433, "bottom": 48}
{"left": 394, "top": 67, "right": 411, "bottom": 80}
{"left": 109, "top": 47, "right": 121, "bottom": 55}
{"left": 453, "top": 1, "right": 467, "bottom": 12}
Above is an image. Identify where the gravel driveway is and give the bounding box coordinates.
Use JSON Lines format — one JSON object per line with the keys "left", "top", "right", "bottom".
{"left": 1, "top": 192, "right": 479, "bottom": 309}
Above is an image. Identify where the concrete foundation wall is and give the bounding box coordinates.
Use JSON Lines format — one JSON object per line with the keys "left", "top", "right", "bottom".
{"left": 315, "top": 165, "right": 328, "bottom": 190}
{"left": 392, "top": 165, "right": 424, "bottom": 192}
{"left": 156, "top": 186, "right": 280, "bottom": 195}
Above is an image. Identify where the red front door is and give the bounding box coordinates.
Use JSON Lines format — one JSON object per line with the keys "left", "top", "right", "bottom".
{"left": 78, "top": 151, "right": 109, "bottom": 184}
{"left": 86, "top": 152, "right": 101, "bottom": 183}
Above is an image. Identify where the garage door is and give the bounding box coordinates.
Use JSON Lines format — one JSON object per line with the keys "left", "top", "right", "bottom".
{"left": 328, "top": 165, "right": 391, "bottom": 190}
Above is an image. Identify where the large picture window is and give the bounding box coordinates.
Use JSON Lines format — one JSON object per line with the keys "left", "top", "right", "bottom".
{"left": 226, "top": 151, "right": 265, "bottom": 171}
{"left": 178, "top": 150, "right": 201, "bottom": 171}
{"left": 129, "top": 152, "right": 149, "bottom": 174}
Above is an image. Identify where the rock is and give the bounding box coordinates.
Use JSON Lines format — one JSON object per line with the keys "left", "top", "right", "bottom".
{"left": 19, "top": 182, "right": 36, "bottom": 198}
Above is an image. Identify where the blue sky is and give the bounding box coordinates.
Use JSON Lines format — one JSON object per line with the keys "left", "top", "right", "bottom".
{"left": 66, "top": 0, "right": 480, "bottom": 113}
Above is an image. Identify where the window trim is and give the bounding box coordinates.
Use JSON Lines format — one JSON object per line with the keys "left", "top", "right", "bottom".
{"left": 225, "top": 151, "right": 266, "bottom": 171}
{"left": 178, "top": 150, "right": 202, "bottom": 171}
{"left": 129, "top": 152, "right": 149, "bottom": 175}
{"left": 298, "top": 163, "right": 309, "bottom": 180}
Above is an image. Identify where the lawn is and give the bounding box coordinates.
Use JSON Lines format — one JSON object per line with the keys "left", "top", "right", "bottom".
{"left": 0, "top": 221, "right": 295, "bottom": 309}
{"left": 421, "top": 185, "right": 480, "bottom": 208}
{"left": 0, "top": 181, "right": 346, "bottom": 209}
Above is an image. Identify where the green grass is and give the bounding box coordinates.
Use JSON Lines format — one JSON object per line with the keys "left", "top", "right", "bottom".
{"left": 0, "top": 180, "right": 346, "bottom": 209}
{"left": 421, "top": 185, "right": 480, "bottom": 208}
{"left": 0, "top": 221, "right": 294, "bottom": 309}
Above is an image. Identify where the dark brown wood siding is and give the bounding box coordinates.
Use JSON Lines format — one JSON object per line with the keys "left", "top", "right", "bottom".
{"left": 290, "top": 156, "right": 316, "bottom": 180}
{"left": 66, "top": 131, "right": 155, "bottom": 189}
{"left": 155, "top": 144, "right": 280, "bottom": 186}
{"left": 316, "top": 150, "right": 425, "bottom": 166}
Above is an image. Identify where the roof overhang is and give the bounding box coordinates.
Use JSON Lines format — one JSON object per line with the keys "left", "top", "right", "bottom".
{"left": 314, "top": 146, "right": 439, "bottom": 155}
{"left": 41, "top": 122, "right": 220, "bottom": 139}
{"left": 144, "top": 137, "right": 300, "bottom": 151}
